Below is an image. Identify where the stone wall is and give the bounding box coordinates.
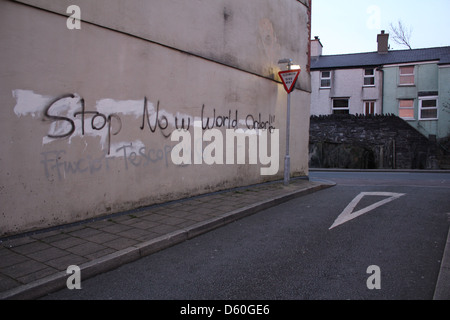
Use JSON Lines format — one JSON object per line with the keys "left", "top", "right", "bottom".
{"left": 309, "top": 114, "right": 442, "bottom": 169}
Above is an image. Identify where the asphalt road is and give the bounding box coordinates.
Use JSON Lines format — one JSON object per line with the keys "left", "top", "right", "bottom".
{"left": 42, "top": 171, "right": 450, "bottom": 301}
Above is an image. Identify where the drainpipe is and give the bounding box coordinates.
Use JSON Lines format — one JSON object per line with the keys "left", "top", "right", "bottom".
{"left": 377, "top": 66, "right": 384, "bottom": 114}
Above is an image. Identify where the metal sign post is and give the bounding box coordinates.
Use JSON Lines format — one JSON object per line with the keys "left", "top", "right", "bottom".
{"left": 278, "top": 61, "right": 301, "bottom": 186}
{"left": 284, "top": 90, "right": 292, "bottom": 186}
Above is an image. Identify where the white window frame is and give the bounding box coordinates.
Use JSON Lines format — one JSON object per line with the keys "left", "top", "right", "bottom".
{"left": 320, "top": 71, "right": 331, "bottom": 89}
{"left": 399, "top": 65, "right": 415, "bottom": 86}
{"left": 419, "top": 96, "right": 438, "bottom": 120}
{"left": 364, "top": 101, "right": 376, "bottom": 115}
{"left": 363, "top": 68, "right": 375, "bottom": 87}
{"left": 398, "top": 99, "right": 415, "bottom": 120}
{"left": 332, "top": 98, "right": 349, "bottom": 115}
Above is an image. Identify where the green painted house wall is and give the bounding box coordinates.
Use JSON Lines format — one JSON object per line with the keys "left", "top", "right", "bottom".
{"left": 438, "top": 66, "right": 450, "bottom": 139}
{"left": 382, "top": 62, "right": 450, "bottom": 140}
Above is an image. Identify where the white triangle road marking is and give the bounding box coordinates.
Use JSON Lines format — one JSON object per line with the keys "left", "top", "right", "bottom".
{"left": 329, "top": 192, "right": 406, "bottom": 230}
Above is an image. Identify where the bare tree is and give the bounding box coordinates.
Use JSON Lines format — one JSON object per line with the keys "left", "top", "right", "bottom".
{"left": 389, "top": 21, "right": 413, "bottom": 49}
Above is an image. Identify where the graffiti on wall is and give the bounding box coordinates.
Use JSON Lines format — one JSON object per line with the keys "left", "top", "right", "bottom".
{"left": 13, "top": 90, "right": 280, "bottom": 178}
{"left": 40, "top": 144, "right": 174, "bottom": 181}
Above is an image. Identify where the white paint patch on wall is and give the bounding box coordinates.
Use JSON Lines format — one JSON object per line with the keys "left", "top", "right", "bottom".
{"left": 12, "top": 89, "right": 52, "bottom": 118}
{"left": 11, "top": 89, "right": 196, "bottom": 154}
{"left": 95, "top": 98, "right": 145, "bottom": 118}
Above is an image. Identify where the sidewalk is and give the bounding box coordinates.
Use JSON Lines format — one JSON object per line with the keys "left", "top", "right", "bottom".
{"left": 0, "top": 177, "right": 334, "bottom": 300}
{"left": 434, "top": 224, "right": 450, "bottom": 300}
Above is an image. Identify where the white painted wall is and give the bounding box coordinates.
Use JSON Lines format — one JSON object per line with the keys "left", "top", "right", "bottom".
{"left": 311, "top": 68, "right": 382, "bottom": 115}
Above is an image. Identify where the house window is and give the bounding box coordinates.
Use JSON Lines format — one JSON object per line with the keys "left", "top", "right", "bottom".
{"left": 419, "top": 97, "right": 438, "bottom": 120}
{"left": 399, "top": 99, "right": 415, "bottom": 120}
{"left": 320, "top": 71, "right": 331, "bottom": 88}
{"left": 332, "top": 98, "right": 349, "bottom": 114}
{"left": 399, "top": 66, "right": 415, "bottom": 85}
{"left": 364, "top": 101, "right": 376, "bottom": 115}
{"left": 364, "top": 69, "right": 375, "bottom": 86}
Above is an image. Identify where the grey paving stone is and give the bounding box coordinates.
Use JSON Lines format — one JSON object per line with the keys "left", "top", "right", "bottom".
{"left": 149, "top": 224, "right": 179, "bottom": 235}
{"left": 188, "top": 207, "right": 215, "bottom": 215}
{"left": 110, "top": 215, "right": 139, "bottom": 225}
{"left": 99, "top": 223, "right": 134, "bottom": 234}
{"left": 10, "top": 241, "right": 52, "bottom": 255}
{"left": 1, "top": 259, "right": 48, "bottom": 279}
{"left": 176, "top": 220, "right": 199, "bottom": 229}
{"left": 134, "top": 209, "right": 160, "bottom": 218}
{"left": 0, "top": 251, "right": 28, "bottom": 268}
{"left": 84, "top": 232, "right": 119, "bottom": 244}
{"left": 27, "top": 246, "right": 70, "bottom": 263}
{"left": 61, "top": 224, "right": 86, "bottom": 233}
{"left": 66, "top": 242, "right": 107, "bottom": 257}
{"left": 184, "top": 213, "right": 213, "bottom": 222}
{"left": 1, "top": 236, "right": 35, "bottom": 248}
{"left": 45, "top": 254, "right": 89, "bottom": 271}
{"left": 30, "top": 230, "right": 62, "bottom": 240}
{"left": 158, "top": 210, "right": 193, "bottom": 218}
{"left": 159, "top": 216, "right": 189, "bottom": 226}
{"left": 88, "top": 220, "right": 115, "bottom": 229}
{"left": 140, "top": 213, "right": 167, "bottom": 222}
{"left": 188, "top": 198, "right": 211, "bottom": 205}
{"left": 38, "top": 232, "right": 72, "bottom": 244}
{"left": 181, "top": 205, "right": 204, "bottom": 213}
{"left": 84, "top": 247, "right": 116, "bottom": 260}
{"left": 103, "top": 237, "right": 138, "bottom": 251}
{"left": 163, "top": 202, "right": 184, "bottom": 209}
{"left": 212, "top": 210, "right": 229, "bottom": 217}
{"left": 154, "top": 207, "right": 178, "bottom": 216}
{"left": 0, "top": 273, "right": 20, "bottom": 291}
{"left": 17, "top": 266, "right": 58, "bottom": 285}
{"left": 50, "top": 236, "right": 87, "bottom": 250}
{"left": 216, "top": 205, "right": 242, "bottom": 212}
{"left": 68, "top": 227, "right": 103, "bottom": 239}
{"left": 209, "top": 197, "right": 233, "bottom": 204}
{"left": 128, "top": 219, "right": 160, "bottom": 230}
{"left": 198, "top": 201, "right": 225, "bottom": 209}
{"left": 117, "top": 228, "right": 154, "bottom": 240}
{"left": 134, "top": 232, "right": 160, "bottom": 242}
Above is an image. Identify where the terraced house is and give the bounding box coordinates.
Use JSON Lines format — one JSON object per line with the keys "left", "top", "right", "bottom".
{"left": 310, "top": 31, "right": 450, "bottom": 141}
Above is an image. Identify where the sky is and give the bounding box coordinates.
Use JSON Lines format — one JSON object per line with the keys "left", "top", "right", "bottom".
{"left": 311, "top": 0, "right": 450, "bottom": 55}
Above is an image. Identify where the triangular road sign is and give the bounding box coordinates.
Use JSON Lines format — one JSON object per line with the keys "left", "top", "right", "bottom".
{"left": 329, "top": 192, "right": 405, "bottom": 230}
{"left": 279, "top": 69, "right": 301, "bottom": 93}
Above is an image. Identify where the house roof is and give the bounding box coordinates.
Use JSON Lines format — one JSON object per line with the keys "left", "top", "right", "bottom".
{"left": 311, "top": 46, "right": 450, "bottom": 70}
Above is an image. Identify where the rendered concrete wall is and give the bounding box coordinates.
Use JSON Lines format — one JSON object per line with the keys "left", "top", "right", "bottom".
{"left": 0, "top": 0, "right": 312, "bottom": 236}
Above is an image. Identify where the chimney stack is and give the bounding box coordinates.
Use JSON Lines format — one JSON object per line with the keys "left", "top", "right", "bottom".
{"left": 377, "top": 30, "right": 389, "bottom": 54}
{"left": 311, "top": 36, "right": 323, "bottom": 57}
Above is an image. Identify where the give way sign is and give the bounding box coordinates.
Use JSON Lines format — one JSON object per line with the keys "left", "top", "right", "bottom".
{"left": 278, "top": 69, "right": 301, "bottom": 93}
